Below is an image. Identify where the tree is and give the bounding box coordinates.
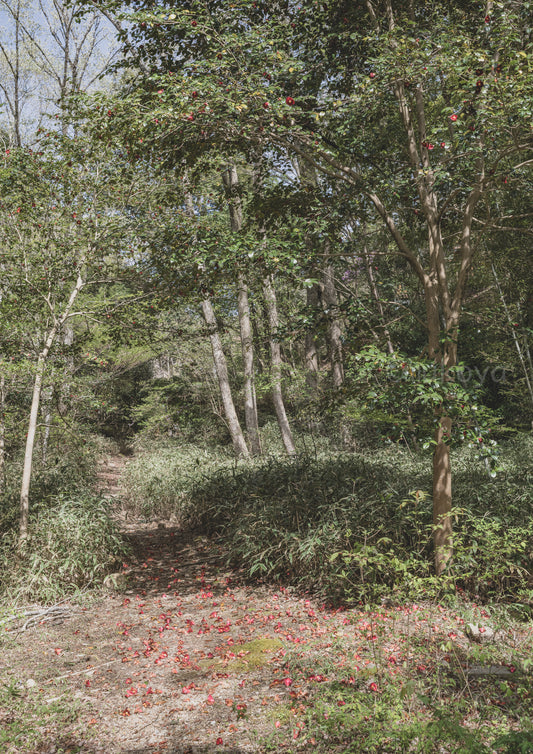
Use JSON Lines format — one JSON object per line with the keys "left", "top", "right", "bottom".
{"left": 0, "top": 133, "right": 150, "bottom": 542}
{"left": 0, "top": 0, "right": 117, "bottom": 143}
{"left": 82, "top": 0, "right": 532, "bottom": 572}
{"left": 222, "top": 162, "right": 262, "bottom": 455}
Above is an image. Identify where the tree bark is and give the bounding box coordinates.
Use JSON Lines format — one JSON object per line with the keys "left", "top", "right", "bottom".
{"left": 321, "top": 263, "right": 344, "bottom": 389}
{"left": 294, "top": 156, "right": 321, "bottom": 392}
{"left": 19, "top": 273, "right": 85, "bottom": 545}
{"left": 433, "top": 414, "right": 453, "bottom": 575}
{"left": 304, "top": 283, "right": 320, "bottom": 391}
{"left": 362, "top": 242, "right": 394, "bottom": 355}
{"left": 262, "top": 275, "right": 297, "bottom": 456}
{"left": 237, "top": 273, "right": 262, "bottom": 455}
{"left": 222, "top": 162, "right": 261, "bottom": 455}
{"left": 201, "top": 297, "right": 250, "bottom": 459}
{"left": 19, "top": 349, "right": 50, "bottom": 542}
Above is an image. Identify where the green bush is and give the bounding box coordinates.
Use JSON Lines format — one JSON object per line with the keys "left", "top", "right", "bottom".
{"left": 1, "top": 435, "right": 99, "bottom": 537}
{"left": 121, "top": 442, "right": 233, "bottom": 520}
{"left": 0, "top": 494, "right": 129, "bottom": 603}
{"left": 121, "top": 437, "right": 533, "bottom": 605}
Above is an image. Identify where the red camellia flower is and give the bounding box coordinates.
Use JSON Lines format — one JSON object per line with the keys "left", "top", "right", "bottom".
{"left": 440, "top": 141, "right": 446, "bottom": 148}
{"left": 286, "top": 96, "right": 295, "bottom": 105}
{"left": 485, "top": 15, "right": 490, "bottom": 23}
{"left": 216, "top": 738, "right": 223, "bottom": 745}
{"left": 191, "top": 19, "right": 197, "bottom": 26}
{"left": 450, "top": 113, "right": 458, "bottom": 122}
{"left": 263, "top": 101, "right": 269, "bottom": 109}
{"left": 427, "top": 143, "right": 434, "bottom": 150}
{"left": 369, "top": 72, "right": 376, "bottom": 78}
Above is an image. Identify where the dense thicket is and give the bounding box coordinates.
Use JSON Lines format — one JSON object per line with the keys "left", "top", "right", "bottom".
{"left": 0, "top": 0, "right": 531, "bottom": 602}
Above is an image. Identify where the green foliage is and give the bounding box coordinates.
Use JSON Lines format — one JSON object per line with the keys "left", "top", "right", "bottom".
{"left": 122, "top": 443, "right": 232, "bottom": 520}
{"left": 262, "top": 652, "right": 530, "bottom": 753}
{"left": 0, "top": 435, "right": 98, "bottom": 537}
{"left": 0, "top": 494, "right": 128, "bottom": 603}
{"left": 492, "top": 730, "right": 533, "bottom": 753}
{"left": 261, "top": 616, "right": 532, "bottom": 754}
{"left": 130, "top": 373, "right": 230, "bottom": 448}
{"left": 123, "top": 437, "right": 533, "bottom": 604}
{"left": 351, "top": 345, "right": 502, "bottom": 454}
{"left": 0, "top": 679, "right": 84, "bottom": 753}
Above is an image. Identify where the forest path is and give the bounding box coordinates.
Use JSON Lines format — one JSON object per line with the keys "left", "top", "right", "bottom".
{"left": 96, "top": 453, "right": 130, "bottom": 501}
{"left": 2, "top": 456, "right": 524, "bottom": 753}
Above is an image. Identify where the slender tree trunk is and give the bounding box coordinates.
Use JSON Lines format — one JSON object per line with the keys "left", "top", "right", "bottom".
{"left": 262, "top": 275, "right": 297, "bottom": 456}
{"left": 304, "top": 284, "right": 320, "bottom": 390}
{"left": 201, "top": 298, "right": 249, "bottom": 459}
{"left": 294, "top": 156, "right": 321, "bottom": 391}
{"left": 362, "top": 242, "right": 394, "bottom": 355}
{"left": 19, "top": 274, "right": 85, "bottom": 545}
{"left": 222, "top": 162, "right": 261, "bottom": 455}
{"left": 250, "top": 299, "right": 266, "bottom": 374}
{"left": 433, "top": 414, "right": 453, "bottom": 575}
{"left": 425, "top": 268, "right": 453, "bottom": 577}
{"left": 491, "top": 262, "right": 533, "bottom": 408}
{"left": 19, "top": 349, "right": 49, "bottom": 542}
{"left": 321, "top": 263, "right": 344, "bottom": 389}
{"left": 237, "top": 273, "right": 262, "bottom": 455}
{"left": 184, "top": 180, "right": 249, "bottom": 458}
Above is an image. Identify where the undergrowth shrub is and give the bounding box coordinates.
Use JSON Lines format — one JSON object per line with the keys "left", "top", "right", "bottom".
{"left": 0, "top": 494, "right": 129, "bottom": 604}
{"left": 122, "top": 443, "right": 232, "bottom": 519}
{"left": 122, "top": 437, "right": 533, "bottom": 605}
{"left": 0, "top": 436, "right": 98, "bottom": 537}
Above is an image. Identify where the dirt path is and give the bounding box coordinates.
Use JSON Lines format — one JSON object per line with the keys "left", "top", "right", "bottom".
{"left": 2, "top": 456, "right": 530, "bottom": 753}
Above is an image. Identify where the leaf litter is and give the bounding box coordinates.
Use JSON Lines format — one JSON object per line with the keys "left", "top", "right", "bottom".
{"left": 2, "top": 518, "right": 531, "bottom": 753}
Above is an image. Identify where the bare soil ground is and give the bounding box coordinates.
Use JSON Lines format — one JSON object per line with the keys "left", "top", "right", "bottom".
{"left": 1, "top": 455, "right": 531, "bottom": 753}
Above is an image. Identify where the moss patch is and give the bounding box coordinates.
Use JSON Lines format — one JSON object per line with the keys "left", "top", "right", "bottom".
{"left": 200, "top": 637, "right": 284, "bottom": 672}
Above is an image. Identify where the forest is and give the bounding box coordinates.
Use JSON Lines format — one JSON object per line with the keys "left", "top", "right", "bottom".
{"left": 0, "top": 0, "right": 532, "bottom": 752}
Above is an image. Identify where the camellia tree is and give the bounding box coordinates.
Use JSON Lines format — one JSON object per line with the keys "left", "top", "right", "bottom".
{"left": 0, "top": 131, "right": 152, "bottom": 543}
{"left": 85, "top": 0, "right": 533, "bottom": 574}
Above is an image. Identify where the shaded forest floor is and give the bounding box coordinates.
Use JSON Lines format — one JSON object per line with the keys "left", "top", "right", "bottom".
{"left": 1, "top": 455, "right": 532, "bottom": 753}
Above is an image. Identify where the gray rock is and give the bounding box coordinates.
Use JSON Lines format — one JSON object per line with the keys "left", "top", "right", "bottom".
{"left": 103, "top": 572, "right": 128, "bottom": 591}
{"left": 467, "top": 665, "right": 518, "bottom": 678}
{"left": 465, "top": 623, "right": 503, "bottom": 643}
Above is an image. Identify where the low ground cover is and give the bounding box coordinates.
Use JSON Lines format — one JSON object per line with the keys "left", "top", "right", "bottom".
{"left": 1, "top": 437, "right": 531, "bottom": 752}
{"left": 0, "top": 522, "right": 531, "bottom": 753}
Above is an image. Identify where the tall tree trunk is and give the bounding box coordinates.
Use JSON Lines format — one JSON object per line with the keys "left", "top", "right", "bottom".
{"left": 424, "top": 269, "right": 454, "bottom": 577}
{"left": 491, "top": 262, "right": 533, "bottom": 409}
{"left": 321, "top": 263, "right": 344, "bottom": 389}
{"left": 201, "top": 297, "right": 250, "bottom": 459}
{"left": 184, "top": 179, "right": 249, "bottom": 458}
{"left": 19, "top": 349, "right": 49, "bottom": 542}
{"left": 19, "top": 273, "right": 85, "bottom": 545}
{"left": 237, "top": 273, "right": 262, "bottom": 455}
{"left": 362, "top": 242, "right": 394, "bottom": 355}
{"left": 304, "top": 284, "right": 320, "bottom": 391}
{"left": 294, "top": 156, "right": 321, "bottom": 391}
{"left": 222, "top": 162, "right": 261, "bottom": 455}
{"left": 262, "top": 275, "right": 297, "bottom": 456}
